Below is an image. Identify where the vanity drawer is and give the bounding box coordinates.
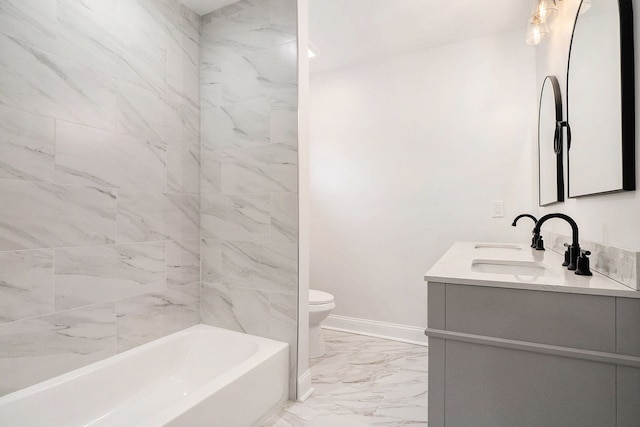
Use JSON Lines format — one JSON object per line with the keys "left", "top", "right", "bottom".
{"left": 444, "top": 284, "right": 616, "bottom": 352}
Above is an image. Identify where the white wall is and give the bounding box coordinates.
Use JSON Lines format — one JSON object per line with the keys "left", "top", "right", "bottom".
{"left": 310, "top": 31, "right": 538, "bottom": 328}
{"left": 536, "top": 0, "right": 640, "bottom": 251}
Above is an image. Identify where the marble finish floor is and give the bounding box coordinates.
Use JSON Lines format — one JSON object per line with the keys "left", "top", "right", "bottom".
{"left": 263, "top": 330, "right": 428, "bottom": 426}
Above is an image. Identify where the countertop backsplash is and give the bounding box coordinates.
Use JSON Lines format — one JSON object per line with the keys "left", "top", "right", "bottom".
{"left": 546, "top": 231, "right": 640, "bottom": 291}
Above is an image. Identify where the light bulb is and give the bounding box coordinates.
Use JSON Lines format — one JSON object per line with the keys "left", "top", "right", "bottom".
{"left": 526, "top": 19, "right": 550, "bottom": 45}
{"left": 533, "top": 0, "right": 558, "bottom": 22}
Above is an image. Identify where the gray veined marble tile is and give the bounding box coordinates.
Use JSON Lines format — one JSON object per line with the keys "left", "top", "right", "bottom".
{"left": 269, "top": 0, "right": 297, "bottom": 33}
{"left": 221, "top": 98, "right": 272, "bottom": 145}
{"left": 54, "top": 242, "right": 166, "bottom": 311}
{"left": 200, "top": 40, "right": 264, "bottom": 105}
{"left": 205, "top": 0, "right": 268, "bottom": 24}
{"left": 166, "top": 142, "right": 200, "bottom": 194}
{"left": 166, "top": 88, "right": 200, "bottom": 144}
{"left": 201, "top": 106, "right": 252, "bottom": 152}
{"left": 54, "top": 0, "right": 169, "bottom": 97}
{"left": 0, "top": 105, "right": 55, "bottom": 182}
{"left": 202, "top": 0, "right": 295, "bottom": 50}
{"left": 271, "top": 192, "right": 298, "bottom": 243}
{"left": 0, "top": 180, "right": 117, "bottom": 251}
{"left": 244, "top": 41, "right": 297, "bottom": 86}
{"left": 201, "top": 238, "right": 223, "bottom": 286}
{"left": 166, "top": 239, "right": 200, "bottom": 287}
{"left": 200, "top": 282, "right": 270, "bottom": 336}
{"left": 200, "top": 150, "right": 223, "bottom": 196}
{"left": 269, "top": 291, "right": 298, "bottom": 393}
{"left": 115, "top": 283, "right": 199, "bottom": 352}
{"left": 0, "top": 33, "right": 118, "bottom": 133}
{"left": 55, "top": 121, "right": 167, "bottom": 192}
{"left": 0, "top": 0, "right": 57, "bottom": 52}
{"left": 0, "top": 303, "right": 116, "bottom": 397}
{"left": 0, "top": 249, "right": 53, "bottom": 324}
{"left": 201, "top": 194, "right": 271, "bottom": 242}
{"left": 222, "top": 241, "right": 297, "bottom": 294}
{"left": 116, "top": 191, "right": 199, "bottom": 243}
{"left": 116, "top": 79, "right": 168, "bottom": 142}
{"left": 167, "top": 36, "right": 200, "bottom": 106}
{"left": 62, "top": 0, "right": 118, "bottom": 18}
{"left": 221, "top": 143, "right": 298, "bottom": 194}
{"left": 201, "top": 83, "right": 223, "bottom": 111}
{"left": 270, "top": 106, "right": 298, "bottom": 147}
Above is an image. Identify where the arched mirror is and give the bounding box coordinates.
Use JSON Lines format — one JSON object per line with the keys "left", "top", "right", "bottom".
{"left": 567, "top": 0, "right": 635, "bottom": 197}
{"left": 539, "top": 75, "right": 564, "bottom": 206}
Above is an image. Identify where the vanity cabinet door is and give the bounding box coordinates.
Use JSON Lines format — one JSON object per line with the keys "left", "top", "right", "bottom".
{"left": 617, "top": 366, "right": 640, "bottom": 427}
{"left": 444, "top": 341, "right": 616, "bottom": 427}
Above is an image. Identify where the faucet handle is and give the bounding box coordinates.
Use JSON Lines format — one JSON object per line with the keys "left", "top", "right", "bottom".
{"left": 575, "top": 250, "right": 593, "bottom": 276}
{"left": 562, "top": 243, "right": 571, "bottom": 266}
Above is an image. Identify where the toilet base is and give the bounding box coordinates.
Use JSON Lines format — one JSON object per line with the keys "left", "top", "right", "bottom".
{"left": 309, "top": 323, "right": 326, "bottom": 358}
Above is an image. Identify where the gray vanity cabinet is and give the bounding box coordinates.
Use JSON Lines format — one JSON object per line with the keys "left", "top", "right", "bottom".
{"left": 426, "top": 282, "right": 640, "bottom": 427}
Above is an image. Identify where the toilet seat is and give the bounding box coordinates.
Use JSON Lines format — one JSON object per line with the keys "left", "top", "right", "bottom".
{"left": 309, "top": 289, "right": 334, "bottom": 305}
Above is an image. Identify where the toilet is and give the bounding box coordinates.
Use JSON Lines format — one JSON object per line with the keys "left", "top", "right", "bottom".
{"left": 308, "top": 289, "right": 336, "bottom": 358}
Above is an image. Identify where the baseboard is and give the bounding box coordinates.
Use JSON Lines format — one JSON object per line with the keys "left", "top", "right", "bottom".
{"left": 323, "top": 315, "right": 428, "bottom": 347}
{"left": 296, "top": 369, "right": 315, "bottom": 402}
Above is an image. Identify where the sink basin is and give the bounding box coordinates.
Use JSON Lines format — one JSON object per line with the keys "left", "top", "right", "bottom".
{"left": 474, "top": 244, "right": 522, "bottom": 250}
{"left": 471, "top": 259, "right": 558, "bottom": 277}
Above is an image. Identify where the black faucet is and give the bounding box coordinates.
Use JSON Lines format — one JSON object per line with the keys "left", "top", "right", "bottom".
{"left": 533, "top": 213, "right": 583, "bottom": 271}
{"left": 511, "top": 214, "right": 539, "bottom": 248}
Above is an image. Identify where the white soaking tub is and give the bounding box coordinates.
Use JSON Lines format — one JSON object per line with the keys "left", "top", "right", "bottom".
{"left": 0, "top": 324, "right": 289, "bottom": 426}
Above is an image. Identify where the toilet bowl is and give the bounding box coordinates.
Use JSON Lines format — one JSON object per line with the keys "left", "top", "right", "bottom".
{"left": 308, "top": 289, "right": 335, "bottom": 358}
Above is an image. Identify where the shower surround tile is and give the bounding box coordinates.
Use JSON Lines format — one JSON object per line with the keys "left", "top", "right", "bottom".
{"left": 271, "top": 192, "right": 298, "bottom": 243}
{"left": 200, "top": 282, "right": 271, "bottom": 336}
{"left": 55, "top": 121, "right": 167, "bottom": 191}
{"left": 222, "top": 241, "right": 297, "bottom": 294}
{"left": 200, "top": 150, "right": 223, "bottom": 196}
{"left": 0, "top": 303, "right": 116, "bottom": 397}
{"left": 166, "top": 239, "right": 200, "bottom": 287}
{"left": 54, "top": 242, "right": 166, "bottom": 311}
{"left": 116, "top": 191, "right": 199, "bottom": 243}
{"left": 116, "top": 79, "right": 169, "bottom": 142}
{"left": 0, "top": 180, "right": 117, "bottom": 251}
{"left": 115, "top": 283, "right": 199, "bottom": 353}
{"left": 200, "top": 0, "right": 298, "bottom": 399}
{"left": 221, "top": 143, "right": 298, "bottom": 194}
{"left": 0, "top": 105, "right": 55, "bottom": 182}
{"left": 0, "top": 0, "right": 57, "bottom": 52}
{"left": 167, "top": 143, "right": 200, "bottom": 194}
{"left": 56, "top": 0, "right": 167, "bottom": 96}
{"left": 0, "top": 34, "right": 118, "bottom": 133}
{"left": 201, "top": 194, "right": 271, "bottom": 242}
{"left": 201, "top": 238, "right": 223, "bottom": 285}
{"left": 0, "top": 0, "right": 200, "bottom": 397}
{"left": 0, "top": 249, "right": 53, "bottom": 324}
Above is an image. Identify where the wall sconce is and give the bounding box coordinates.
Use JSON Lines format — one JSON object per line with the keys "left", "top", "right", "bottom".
{"left": 525, "top": 0, "right": 563, "bottom": 46}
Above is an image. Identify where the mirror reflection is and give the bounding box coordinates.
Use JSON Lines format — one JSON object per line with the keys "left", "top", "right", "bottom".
{"left": 567, "top": 0, "right": 635, "bottom": 196}
{"left": 538, "top": 75, "right": 564, "bottom": 206}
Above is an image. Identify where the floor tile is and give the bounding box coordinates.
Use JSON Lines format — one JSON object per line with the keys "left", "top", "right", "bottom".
{"left": 263, "top": 330, "right": 428, "bottom": 426}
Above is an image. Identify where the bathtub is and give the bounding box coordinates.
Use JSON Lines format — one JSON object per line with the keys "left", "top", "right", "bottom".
{"left": 0, "top": 324, "right": 289, "bottom": 426}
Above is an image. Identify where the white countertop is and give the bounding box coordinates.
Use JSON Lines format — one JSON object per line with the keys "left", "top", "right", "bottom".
{"left": 425, "top": 242, "right": 640, "bottom": 298}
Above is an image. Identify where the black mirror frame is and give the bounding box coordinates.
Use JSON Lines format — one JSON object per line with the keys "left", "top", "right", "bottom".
{"left": 566, "top": 0, "right": 636, "bottom": 197}
{"left": 538, "top": 75, "right": 565, "bottom": 206}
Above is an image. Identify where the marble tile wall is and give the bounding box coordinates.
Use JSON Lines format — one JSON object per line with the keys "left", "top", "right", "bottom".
{"left": 199, "top": 0, "right": 299, "bottom": 397}
{"left": 0, "top": 0, "right": 201, "bottom": 396}
{"left": 546, "top": 231, "right": 640, "bottom": 290}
